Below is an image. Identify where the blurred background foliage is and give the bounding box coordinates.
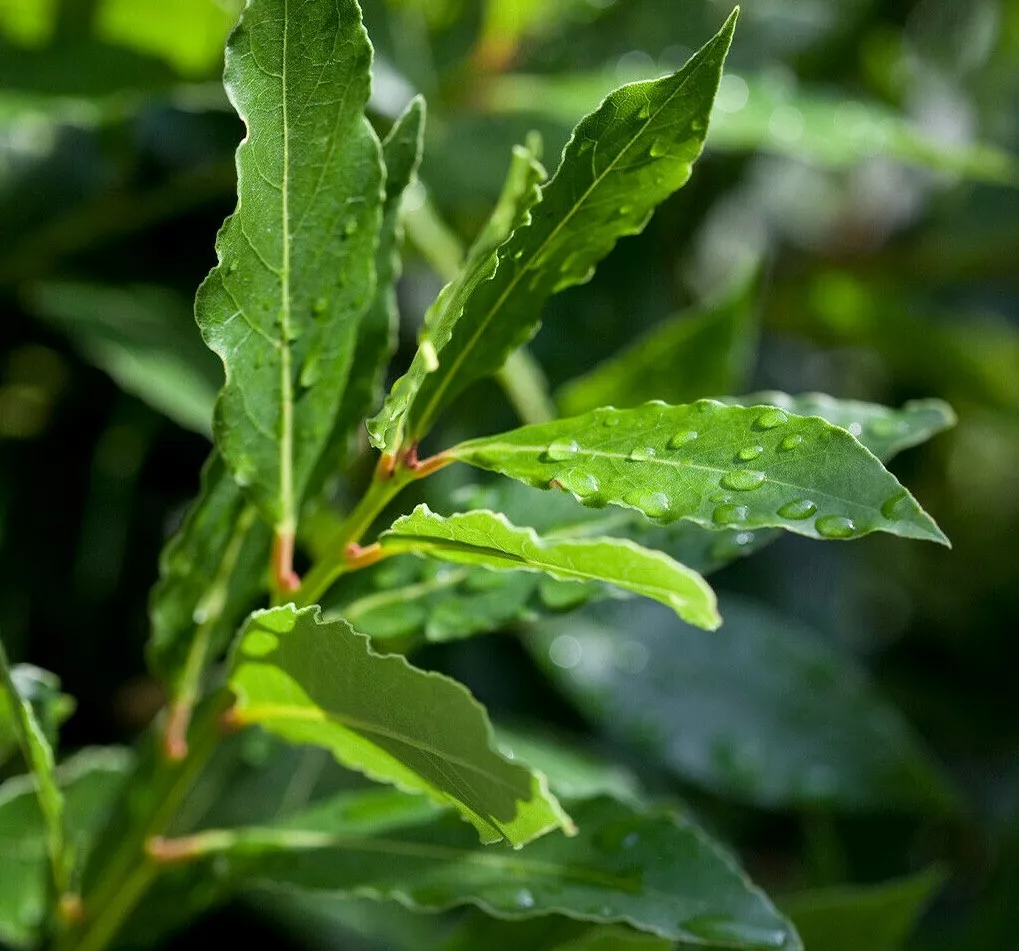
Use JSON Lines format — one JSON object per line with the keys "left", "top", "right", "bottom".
{"left": 1, "top": 0, "right": 1017, "bottom": 949}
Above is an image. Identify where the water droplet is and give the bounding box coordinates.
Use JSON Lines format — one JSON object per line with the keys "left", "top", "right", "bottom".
{"left": 629, "top": 446, "right": 656, "bottom": 462}
{"left": 713, "top": 503, "right": 749, "bottom": 523}
{"left": 682, "top": 915, "right": 788, "bottom": 949}
{"left": 649, "top": 138, "right": 668, "bottom": 158}
{"left": 709, "top": 492, "right": 731, "bottom": 504}
{"left": 720, "top": 470, "right": 766, "bottom": 491}
{"left": 848, "top": 421, "right": 863, "bottom": 437}
{"left": 543, "top": 440, "right": 579, "bottom": 463}
{"left": 557, "top": 469, "right": 599, "bottom": 498}
{"left": 881, "top": 491, "right": 909, "bottom": 519}
{"left": 778, "top": 499, "right": 817, "bottom": 520}
{"left": 513, "top": 888, "right": 535, "bottom": 909}
{"left": 226, "top": 260, "right": 238, "bottom": 274}
{"left": 595, "top": 821, "right": 644, "bottom": 854}
{"left": 697, "top": 399, "right": 723, "bottom": 413}
{"left": 602, "top": 413, "right": 620, "bottom": 427}
{"left": 624, "top": 489, "right": 670, "bottom": 518}
{"left": 816, "top": 515, "right": 857, "bottom": 538}
{"left": 420, "top": 336, "right": 439, "bottom": 372}
{"left": 549, "top": 635, "right": 582, "bottom": 669}
{"left": 312, "top": 296, "right": 328, "bottom": 315}
{"left": 738, "top": 445, "right": 764, "bottom": 461}
{"left": 618, "top": 204, "right": 633, "bottom": 216}
{"left": 344, "top": 217, "right": 359, "bottom": 235}
{"left": 636, "top": 103, "right": 651, "bottom": 120}
{"left": 668, "top": 430, "right": 698, "bottom": 449}
{"left": 779, "top": 434, "right": 803, "bottom": 451}
{"left": 869, "top": 416, "right": 907, "bottom": 438}
{"left": 300, "top": 355, "right": 320, "bottom": 388}
{"left": 754, "top": 408, "right": 788, "bottom": 430}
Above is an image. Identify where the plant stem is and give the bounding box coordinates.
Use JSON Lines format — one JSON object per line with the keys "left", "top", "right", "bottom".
{"left": 56, "top": 696, "right": 229, "bottom": 951}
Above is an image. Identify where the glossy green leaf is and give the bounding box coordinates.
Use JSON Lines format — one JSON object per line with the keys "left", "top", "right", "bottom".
{"left": 0, "top": 664, "right": 73, "bottom": 767}
{"left": 149, "top": 792, "right": 800, "bottom": 949}
{"left": 147, "top": 453, "right": 271, "bottom": 697}
{"left": 308, "top": 97, "right": 425, "bottom": 497}
{"left": 368, "top": 134, "right": 547, "bottom": 453}
{"left": 381, "top": 505, "right": 720, "bottom": 630}
{"left": 558, "top": 272, "right": 759, "bottom": 416}
{"left": 0, "top": 638, "right": 67, "bottom": 895}
{"left": 0, "top": 748, "right": 131, "bottom": 948}
{"left": 227, "top": 604, "right": 572, "bottom": 846}
{"left": 451, "top": 400, "right": 948, "bottom": 545}
{"left": 443, "top": 915, "right": 672, "bottom": 951}
{"left": 27, "top": 282, "right": 222, "bottom": 436}
{"left": 485, "top": 70, "right": 1018, "bottom": 185}
{"left": 196, "top": 0, "right": 384, "bottom": 536}
{"left": 529, "top": 596, "right": 957, "bottom": 811}
{"left": 369, "top": 11, "right": 737, "bottom": 452}
{"left": 780, "top": 868, "right": 946, "bottom": 951}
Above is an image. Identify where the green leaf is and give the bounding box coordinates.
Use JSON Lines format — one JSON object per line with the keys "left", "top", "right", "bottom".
{"left": 0, "top": 748, "right": 132, "bottom": 948}
{"left": 780, "top": 868, "right": 947, "bottom": 951}
{"left": 196, "top": 0, "right": 384, "bottom": 537}
{"left": 558, "top": 271, "right": 759, "bottom": 416}
{"left": 27, "top": 282, "right": 222, "bottom": 436}
{"left": 0, "top": 664, "right": 73, "bottom": 767}
{"left": 368, "top": 135, "right": 547, "bottom": 453}
{"left": 451, "top": 400, "right": 948, "bottom": 546}
{"left": 443, "top": 915, "right": 672, "bottom": 951}
{"left": 369, "top": 11, "right": 737, "bottom": 453}
{"left": 308, "top": 97, "right": 426, "bottom": 497}
{"left": 0, "top": 638, "right": 67, "bottom": 896}
{"left": 381, "top": 505, "right": 719, "bottom": 630}
{"left": 529, "top": 596, "right": 957, "bottom": 811}
{"left": 147, "top": 453, "right": 271, "bottom": 699}
{"left": 148, "top": 792, "right": 800, "bottom": 950}
{"left": 226, "top": 604, "right": 572, "bottom": 846}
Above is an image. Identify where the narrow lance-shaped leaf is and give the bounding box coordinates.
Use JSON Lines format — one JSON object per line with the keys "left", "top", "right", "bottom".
{"left": 0, "top": 639, "right": 68, "bottom": 896}
{"left": 147, "top": 454, "right": 271, "bottom": 749}
{"left": 381, "top": 505, "right": 720, "bottom": 630}
{"left": 308, "top": 97, "right": 426, "bottom": 495}
{"left": 195, "top": 0, "right": 384, "bottom": 568}
{"left": 0, "top": 664, "right": 74, "bottom": 767}
{"left": 369, "top": 10, "right": 738, "bottom": 454}
{"left": 148, "top": 791, "right": 801, "bottom": 950}
{"left": 226, "top": 605, "right": 572, "bottom": 846}
{"left": 558, "top": 268, "right": 760, "bottom": 415}
{"left": 368, "top": 135, "right": 547, "bottom": 453}
{"left": 451, "top": 400, "right": 948, "bottom": 545}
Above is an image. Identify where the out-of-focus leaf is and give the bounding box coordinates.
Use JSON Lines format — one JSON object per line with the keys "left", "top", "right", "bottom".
{"left": 442, "top": 914, "right": 672, "bottom": 951}
{"left": 485, "top": 71, "right": 1018, "bottom": 185}
{"left": 94, "top": 0, "right": 241, "bottom": 77}
{"left": 196, "top": 0, "right": 384, "bottom": 537}
{"left": 27, "top": 282, "right": 222, "bottom": 436}
{"left": 0, "top": 664, "right": 73, "bottom": 767}
{"left": 558, "top": 271, "right": 759, "bottom": 415}
{"left": 368, "top": 134, "right": 547, "bottom": 454}
{"left": 381, "top": 505, "right": 720, "bottom": 630}
{"left": 0, "top": 639, "right": 67, "bottom": 896}
{"left": 308, "top": 97, "right": 425, "bottom": 497}
{"left": 779, "top": 868, "right": 947, "bottom": 951}
{"left": 369, "top": 12, "right": 737, "bottom": 453}
{"left": 0, "top": 0, "right": 56, "bottom": 47}
{"left": 150, "top": 793, "right": 801, "bottom": 949}
{"left": 528, "top": 596, "right": 958, "bottom": 811}
{"left": 0, "top": 747, "right": 131, "bottom": 948}
{"left": 451, "top": 401, "right": 948, "bottom": 545}
{"left": 147, "top": 454, "right": 271, "bottom": 703}
{"left": 227, "top": 605, "right": 572, "bottom": 846}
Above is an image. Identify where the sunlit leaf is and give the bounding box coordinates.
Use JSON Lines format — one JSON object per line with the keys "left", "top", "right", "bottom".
{"left": 529, "top": 596, "right": 958, "bottom": 811}
{"left": 369, "top": 11, "right": 737, "bottom": 453}
{"left": 381, "top": 505, "right": 719, "bottom": 629}
{"left": 196, "top": 0, "right": 384, "bottom": 545}
{"left": 148, "top": 792, "right": 800, "bottom": 949}
{"left": 227, "top": 604, "right": 572, "bottom": 846}
{"left": 451, "top": 400, "right": 948, "bottom": 545}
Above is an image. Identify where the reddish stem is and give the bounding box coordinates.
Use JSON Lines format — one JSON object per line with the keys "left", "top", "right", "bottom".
{"left": 344, "top": 542, "right": 384, "bottom": 571}
{"left": 162, "top": 702, "right": 191, "bottom": 762}
{"left": 272, "top": 530, "right": 301, "bottom": 593}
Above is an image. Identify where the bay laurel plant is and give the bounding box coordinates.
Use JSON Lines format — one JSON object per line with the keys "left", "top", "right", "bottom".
{"left": 0, "top": 2, "right": 957, "bottom": 950}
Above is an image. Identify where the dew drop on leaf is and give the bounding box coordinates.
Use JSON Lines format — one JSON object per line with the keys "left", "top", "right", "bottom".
{"left": 601, "top": 412, "right": 620, "bottom": 427}
{"left": 816, "top": 514, "right": 857, "bottom": 538}
{"left": 513, "top": 889, "right": 535, "bottom": 909}
{"left": 557, "top": 469, "right": 599, "bottom": 498}
{"left": 881, "top": 490, "right": 909, "bottom": 519}
{"left": 737, "top": 445, "right": 764, "bottom": 461}
{"left": 624, "top": 489, "right": 671, "bottom": 518}
{"left": 754, "top": 408, "right": 789, "bottom": 430}
{"left": 543, "top": 440, "right": 579, "bottom": 462}
{"left": 713, "top": 503, "right": 749, "bottom": 523}
{"left": 649, "top": 138, "right": 668, "bottom": 157}
{"left": 668, "top": 430, "right": 698, "bottom": 448}
{"left": 720, "top": 470, "right": 766, "bottom": 491}
{"left": 629, "top": 446, "right": 656, "bottom": 461}
{"left": 778, "top": 498, "right": 817, "bottom": 520}
{"left": 681, "top": 916, "right": 788, "bottom": 949}
{"left": 312, "top": 297, "right": 328, "bottom": 315}
{"left": 779, "top": 434, "right": 803, "bottom": 451}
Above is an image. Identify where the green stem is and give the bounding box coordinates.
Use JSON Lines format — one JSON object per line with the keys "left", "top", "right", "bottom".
{"left": 56, "top": 696, "right": 229, "bottom": 951}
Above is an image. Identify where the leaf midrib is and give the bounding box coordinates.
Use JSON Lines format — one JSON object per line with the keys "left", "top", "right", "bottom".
{"left": 410, "top": 56, "right": 708, "bottom": 441}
